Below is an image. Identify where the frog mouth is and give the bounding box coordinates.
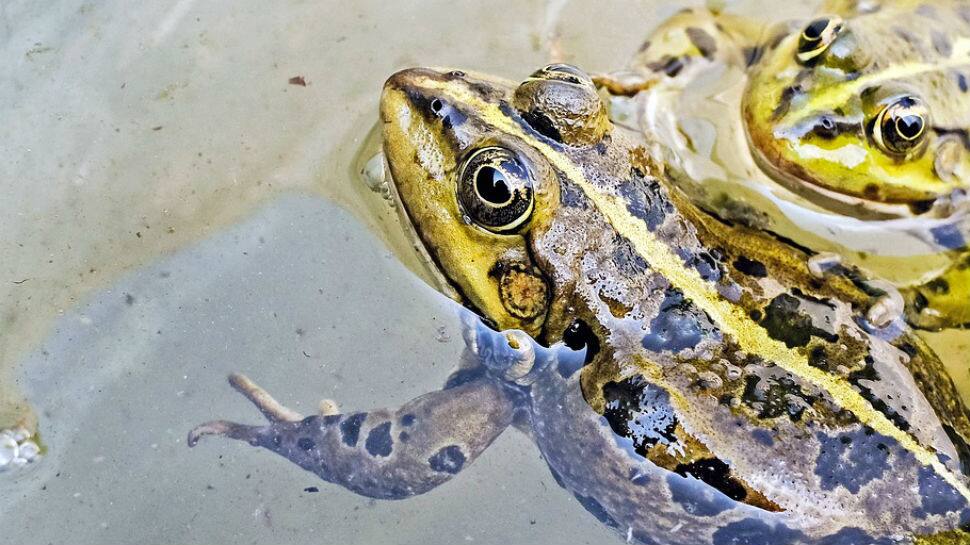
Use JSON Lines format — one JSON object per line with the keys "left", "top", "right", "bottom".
{"left": 745, "top": 130, "right": 927, "bottom": 221}
{"left": 381, "top": 152, "right": 464, "bottom": 305}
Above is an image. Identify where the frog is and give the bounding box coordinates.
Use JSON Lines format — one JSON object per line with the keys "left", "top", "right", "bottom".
{"left": 594, "top": 0, "right": 970, "bottom": 331}
{"left": 188, "top": 64, "right": 970, "bottom": 544}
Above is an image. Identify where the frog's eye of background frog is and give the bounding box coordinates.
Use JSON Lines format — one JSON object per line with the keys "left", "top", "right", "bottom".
{"left": 869, "top": 96, "right": 929, "bottom": 158}
{"left": 457, "top": 146, "right": 534, "bottom": 233}
{"left": 796, "top": 16, "right": 843, "bottom": 64}
{"left": 512, "top": 63, "right": 610, "bottom": 146}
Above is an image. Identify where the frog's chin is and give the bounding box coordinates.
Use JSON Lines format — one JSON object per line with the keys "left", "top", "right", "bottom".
{"left": 383, "top": 155, "right": 464, "bottom": 305}
{"left": 747, "top": 139, "right": 928, "bottom": 221}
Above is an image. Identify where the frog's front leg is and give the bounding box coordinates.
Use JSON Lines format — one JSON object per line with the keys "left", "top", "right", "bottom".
{"left": 188, "top": 372, "right": 515, "bottom": 499}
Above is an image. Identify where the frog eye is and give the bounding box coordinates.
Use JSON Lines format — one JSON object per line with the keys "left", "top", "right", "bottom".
{"left": 796, "top": 16, "right": 843, "bottom": 64}
{"left": 458, "top": 147, "right": 534, "bottom": 233}
{"left": 871, "top": 96, "right": 929, "bottom": 157}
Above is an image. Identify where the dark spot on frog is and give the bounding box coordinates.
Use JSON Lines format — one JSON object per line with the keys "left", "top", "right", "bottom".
{"left": 759, "top": 293, "right": 837, "bottom": 348}
{"left": 612, "top": 237, "right": 650, "bottom": 275}
{"left": 365, "top": 422, "right": 393, "bottom": 457}
{"left": 932, "top": 30, "right": 953, "bottom": 57}
{"left": 321, "top": 414, "right": 341, "bottom": 426}
{"left": 398, "top": 431, "right": 410, "bottom": 443}
{"left": 603, "top": 376, "right": 679, "bottom": 456}
{"left": 297, "top": 437, "right": 315, "bottom": 451}
{"left": 685, "top": 27, "right": 717, "bottom": 59}
{"left": 742, "top": 374, "right": 814, "bottom": 421}
{"left": 712, "top": 518, "right": 805, "bottom": 545}
{"left": 499, "top": 102, "right": 565, "bottom": 151}
{"left": 642, "top": 288, "right": 719, "bottom": 353}
{"left": 124, "top": 293, "right": 135, "bottom": 305}
{"left": 848, "top": 356, "right": 911, "bottom": 432}
{"left": 405, "top": 91, "right": 468, "bottom": 131}
{"left": 561, "top": 319, "right": 600, "bottom": 366}
{"left": 572, "top": 493, "right": 619, "bottom": 528}
{"left": 930, "top": 223, "right": 966, "bottom": 250}
{"left": 428, "top": 445, "right": 465, "bottom": 474}
{"left": 559, "top": 175, "right": 589, "bottom": 208}
{"left": 400, "top": 414, "right": 416, "bottom": 426}
{"left": 957, "top": 73, "right": 969, "bottom": 93}
{"left": 678, "top": 248, "right": 722, "bottom": 282}
{"left": 743, "top": 45, "right": 764, "bottom": 66}
{"left": 521, "top": 109, "right": 563, "bottom": 142}
{"left": 732, "top": 256, "right": 767, "bottom": 278}
{"left": 619, "top": 177, "right": 674, "bottom": 231}
{"left": 893, "top": 26, "right": 919, "bottom": 47}
{"left": 674, "top": 458, "right": 747, "bottom": 504}
{"left": 303, "top": 486, "right": 319, "bottom": 493}
{"left": 340, "top": 412, "right": 367, "bottom": 447}
{"left": 914, "top": 466, "right": 968, "bottom": 517}
{"left": 815, "top": 428, "right": 892, "bottom": 494}
{"left": 751, "top": 428, "right": 774, "bottom": 446}
{"left": 772, "top": 84, "right": 804, "bottom": 120}
{"left": 666, "top": 470, "right": 734, "bottom": 517}
{"left": 647, "top": 55, "right": 686, "bottom": 78}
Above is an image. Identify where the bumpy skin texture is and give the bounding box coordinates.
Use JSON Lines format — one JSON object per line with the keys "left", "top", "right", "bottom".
{"left": 190, "top": 65, "right": 970, "bottom": 544}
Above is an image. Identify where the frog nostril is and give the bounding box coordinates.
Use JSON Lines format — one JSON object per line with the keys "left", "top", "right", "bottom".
{"left": 811, "top": 114, "right": 840, "bottom": 138}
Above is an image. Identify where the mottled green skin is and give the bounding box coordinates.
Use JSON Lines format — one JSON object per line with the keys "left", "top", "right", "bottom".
{"left": 190, "top": 64, "right": 970, "bottom": 545}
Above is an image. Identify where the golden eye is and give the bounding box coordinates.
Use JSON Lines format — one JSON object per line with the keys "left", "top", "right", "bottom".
{"left": 870, "top": 96, "right": 929, "bottom": 157}
{"left": 796, "top": 16, "right": 843, "bottom": 64}
{"left": 458, "top": 147, "right": 534, "bottom": 233}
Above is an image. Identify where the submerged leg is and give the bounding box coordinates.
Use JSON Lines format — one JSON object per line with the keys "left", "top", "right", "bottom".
{"left": 188, "top": 373, "right": 515, "bottom": 499}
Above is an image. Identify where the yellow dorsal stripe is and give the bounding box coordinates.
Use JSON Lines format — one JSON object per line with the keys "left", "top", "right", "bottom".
{"left": 809, "top": 57, "right": 970, "bottom": 113}
{"left": 417, "top": 75, "right": 970, "bottom": 502}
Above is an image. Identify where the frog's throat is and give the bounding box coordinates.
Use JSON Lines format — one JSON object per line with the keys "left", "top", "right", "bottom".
{"left": 413, "top": 74, "right": 970, "bottom": 502}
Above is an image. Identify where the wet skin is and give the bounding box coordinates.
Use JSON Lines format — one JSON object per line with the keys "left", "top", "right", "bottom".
{"left": 189, "top": 65, "right": 970, "bottom": 544}
{"left": 605, "top": 0, "right": 970, "bottom": 330}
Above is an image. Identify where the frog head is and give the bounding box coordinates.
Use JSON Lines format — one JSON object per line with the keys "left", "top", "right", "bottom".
{"left": 743, "top": 10, "right": 970, "bottom": 214}
{"left": 380, "top": 65, "right": 612, "bottom": 337}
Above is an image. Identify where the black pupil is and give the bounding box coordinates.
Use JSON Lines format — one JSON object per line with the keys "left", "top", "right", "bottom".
{"left": 430, "top": 98, "right": 443, "bottom": 113}
{"left": 896, "top": 114, "right": 923, "bottom": 139}
{"left": 804, "top": 18, "right": 829, "bottom": 41}
{"left": 476, "top": 166, "right": 512, "bottom": 204}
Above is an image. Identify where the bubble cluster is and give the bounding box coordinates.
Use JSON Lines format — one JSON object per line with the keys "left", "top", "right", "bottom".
{"left": 0, "top": 426, "right": 41, "bottom": 472}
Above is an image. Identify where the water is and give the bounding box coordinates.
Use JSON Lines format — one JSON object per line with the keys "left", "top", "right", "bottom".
{"left": 2, "top": 1, "right": 967, "bottom": 543}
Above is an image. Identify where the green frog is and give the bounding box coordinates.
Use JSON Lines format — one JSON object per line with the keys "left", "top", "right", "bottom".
{"left": 597, "top": 0, "right": 970, "bottom": 330}
{"left": 189, "top": 64, "right": 970, "bottom": 544}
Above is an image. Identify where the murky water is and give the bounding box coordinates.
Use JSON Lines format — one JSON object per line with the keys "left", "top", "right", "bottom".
{"left": 2, "top": 0, "right": 968, "bottom": 543}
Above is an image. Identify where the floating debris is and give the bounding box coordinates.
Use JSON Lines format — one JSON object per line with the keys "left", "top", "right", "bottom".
{"left": 0, "top": 426, "right": 42, "bottom": 472}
